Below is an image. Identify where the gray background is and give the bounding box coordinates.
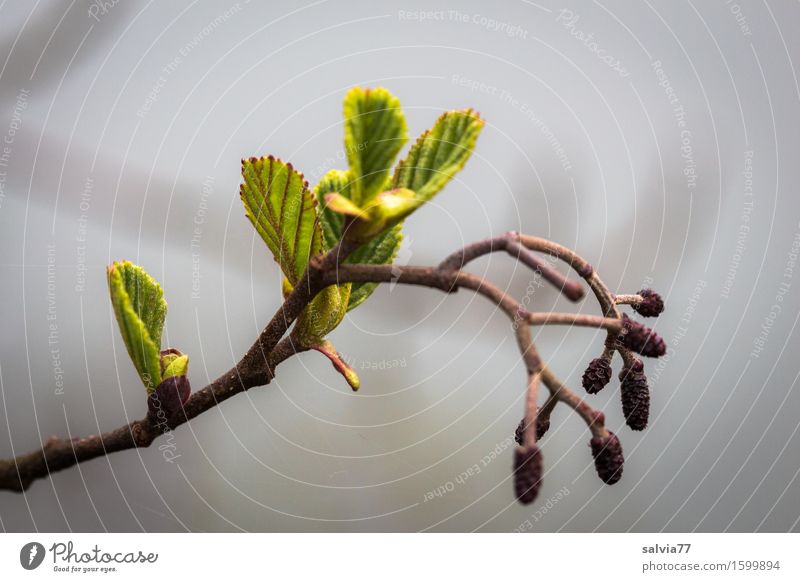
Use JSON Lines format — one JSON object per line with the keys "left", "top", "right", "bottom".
{"left": 0, "top": 0, "right": 798, "bottom": 532}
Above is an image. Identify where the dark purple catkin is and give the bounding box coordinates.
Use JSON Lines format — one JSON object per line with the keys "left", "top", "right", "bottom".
{"left": 590, "top": 432, "right": 624, "bottom": 485}
{"left": 620, "top": 360, "right": 650, "bottom": 431}
{"left": 513, "top": 445, "right": 543, "bottom": 504}
{"left": 632, "top": 288, "right": 664, "bottom": 317}
{"left": 621, "top": 314, "right": 666, "bottom": 358}
{"left": 147, "top": 375, "right": 191, "bottom": 422}
{"left": 515, "top": 415, "right": 550, "bottom": 445}
{"left": 582, "top": 357, "right": 613, "bottom": 394}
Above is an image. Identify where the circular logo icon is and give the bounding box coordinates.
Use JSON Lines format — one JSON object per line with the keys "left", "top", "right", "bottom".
{"left": 19, "top": 542, "right": 46, "bottom": 570}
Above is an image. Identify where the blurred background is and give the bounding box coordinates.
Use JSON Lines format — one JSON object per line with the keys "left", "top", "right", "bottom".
{"left": 0, "top": 0, "right": 798, "bottom": 532}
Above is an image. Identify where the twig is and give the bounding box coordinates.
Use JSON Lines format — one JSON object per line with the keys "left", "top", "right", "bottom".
{"left": 0, "top": 233, "right": 623, "bottom": 493}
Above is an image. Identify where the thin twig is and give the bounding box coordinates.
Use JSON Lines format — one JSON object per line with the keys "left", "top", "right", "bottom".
{"left": 0, "top": 234, "right": 620, "bottom": 493}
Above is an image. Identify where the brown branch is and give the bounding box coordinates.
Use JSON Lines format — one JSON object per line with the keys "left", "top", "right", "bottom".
{"left": 0, "top": 336, "right": 303, "bottom": 492}
{"left": 0, "top": 233, "right": 621, "bottom": 493}
{"left": 438, "top": 233, "right": 585, "bottom": 301}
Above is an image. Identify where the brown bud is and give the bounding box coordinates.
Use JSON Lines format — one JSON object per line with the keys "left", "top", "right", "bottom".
{"left": 582, "top": 357, "right": 612, "bottom": 394}
{"left": 621, "top": 314, "right": 666, "bottom": 358}
{"left": 515, "top": 412, "right": 551, "bottom": 446}
{"left": 632, "top": 288, "right": 664, "bottom": 317}
{"left": 590, "top": 432, "right": 624, "bottom": 485}
{"left": 147, "top": 375, "right": 191, "bottom": 423}
{"left": 513, "top": 445, "right": 543, "bottom": 504}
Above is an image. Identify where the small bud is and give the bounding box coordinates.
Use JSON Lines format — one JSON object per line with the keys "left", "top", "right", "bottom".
{"left": 621, "top": 314, "right": 666, "bottom": 358}
{"left": 147, "top": 375, "right": 191, "bottom": 423}
{"left": 536, "top": 415, "right": 550, "bottom": 439}
{"left": 590, "top": 432, "right": 624, "bottom": 485}
{"left": 632, "top": 288, "right": 664, "bottom": 317}
{"left": 513, "top": 445, "right": 543, "bottom": 504}
{"left": 620, "top": 360, "right": 649, "bottom": 431}
{"left": 515, "top": 412, "right": 551, "bottom": 445}
{"left": 582, "top": 357, "right": 612, "bottom": 394}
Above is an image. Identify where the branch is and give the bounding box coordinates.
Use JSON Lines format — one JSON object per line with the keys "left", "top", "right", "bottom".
{"left": 438, "top": 233, "right": 585, "bottom": 301}
{"left": 0, "top": 233, "right": 623, "bottom": 493}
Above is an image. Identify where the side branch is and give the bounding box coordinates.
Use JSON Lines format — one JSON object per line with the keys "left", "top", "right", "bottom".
{"left": 0, "top": 235, "right": 621, "bottom": 493}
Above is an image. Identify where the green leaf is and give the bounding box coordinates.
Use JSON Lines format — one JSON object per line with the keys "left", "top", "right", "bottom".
{"left": 392, "top": 109, "right": 484, "bottom": 201}
{"left": 240, "top": 156, "right": 323, "bottom": 285}
{"left": 162, "top": 354, "right": 189, "bottom": 380}
{"left": 343, "top": 87, "right": 408, "bottom": 206}
{"left": 107, "top": 261, "right": 166, "bottom": 391}
{"left": 346, "top": 225, "right": 403, "bottom": 311}
{"left": 324, "top": 192, "right": 368, "bottom": 221}
{"left": 294, "top": 284, "right": 350, "bottom": 345}
{"left": 314, "top": 169, "right": 353, "bottom": 251}
{"left": 314, "top": 170, "right": 405, "bottom": 311}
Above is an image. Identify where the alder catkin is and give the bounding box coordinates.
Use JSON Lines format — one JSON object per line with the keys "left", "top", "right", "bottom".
{"left": 620, "top": 360, "right": 650, "bottom": 431}
{"left": 632, "top": 288, "right": 664, "bottom": 317}
{"left": 582, "top": 357, "right": 613, "bottom": 394}
{"left": 622, "top": 314, "right": 666, "bottom": 358}
{"left": 590, "top": 432, "right": 624, "bottom": 485}
{"left": 513, "top": 445, "right": 543, "bottom": 504}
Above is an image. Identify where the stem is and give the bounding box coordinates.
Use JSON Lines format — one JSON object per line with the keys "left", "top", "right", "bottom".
{"left": 438, "top": 233, "right": 585, "bottom": 301}
{"left": 0, "top": 233, "right": 620, "bottom": 492}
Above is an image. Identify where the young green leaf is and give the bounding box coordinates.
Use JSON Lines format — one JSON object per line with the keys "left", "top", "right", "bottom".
{"left": 240, "top": 156, "right": 323, "bottom": 285}
{"left": 314, "top": 169, "right": 354, "bottom": 251}
{"left": 345, "top": 225, "right": 403, "bottom": 311}
{"left": 162, "top": 354, "right": 189, "bottom": 380}
{"left": 293, "top": 285, "right": 350, "bottom": 345}
{"left": 343, "top": 87, "right": 408, "bottom": 206}
{"left": 107, "top": 261, "right": 167, "bottom": 391}
{"left": 392, "top": 109, "right": 484, "bottom": 201}
{"left": 313, "top": 168, "right": 399, "bottom": 312}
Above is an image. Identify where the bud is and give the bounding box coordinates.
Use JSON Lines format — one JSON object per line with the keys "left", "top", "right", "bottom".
{"left": 513, "top": 445, "right": 543, "bottom": 504}
{"left": 582, "top": 357, "right": 612, "bottom": 394}
{"left": 621, "top": 314, "right": 666, "bottom": 358}
{"left": 632, "top": 288, "right": 664, "bottom": 317}
{"left": 515, "top": 412, "right": 551, "bottom": 445}
{"left": 590, "top": 432, "right": 624, "bottom": 485}
{"left": 147, "top": 375, "right": 191, "bottom": 423}
{"left": 536, "top": 415, "right": 550, "bottom": 439}
{"left": 620, "top": 360, "right": 649, "bottom": 430}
